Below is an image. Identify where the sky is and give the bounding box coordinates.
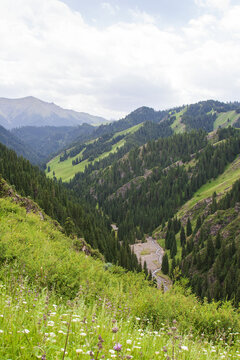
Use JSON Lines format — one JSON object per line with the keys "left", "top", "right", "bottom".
{"left": 0, "top": 0, "right": 240, "bottom": 120}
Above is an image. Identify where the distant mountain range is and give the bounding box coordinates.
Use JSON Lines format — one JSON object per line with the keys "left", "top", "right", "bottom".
{"left": 0, "top": 124, "right": 40, "bottom": 164}
{"left": 0, "top": 96, "right": 107, "bottom": 129}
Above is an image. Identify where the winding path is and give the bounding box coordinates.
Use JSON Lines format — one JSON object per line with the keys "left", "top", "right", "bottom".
{"left": 131, "top": 237, "right": 171, "bottom": 291}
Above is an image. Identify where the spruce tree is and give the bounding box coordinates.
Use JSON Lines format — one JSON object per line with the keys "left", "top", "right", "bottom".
{"left": 186, "top": 218, "right": 192, "bottom": 236}
{"left": 207, "top": 236, "right": 215, "bottom": 267}
{"left": 170, "top": 236, "right": 177, "bottom": 258}
{"left": 194, "top": 216, "right": 201, "bottom": 234}
{"left": 170, "top": 257, "right": 176, "bottom": 279}
{"left": 143, "top": 260, "right": 148, "bottom": 277}
{"left": 215, "top": 231, "right": 221, "bottom": 250}
{"left": 161, "top": 253, "right": 169, "bottom": 275}
{"left": 180, "top": 226, "right": 186, "bottom": 246}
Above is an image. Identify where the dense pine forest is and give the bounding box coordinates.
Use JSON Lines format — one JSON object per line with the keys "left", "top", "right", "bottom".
{"left": 2, "top": 100, "right": 240, "bottom": 359}
{"left": 2, "top": 100, "right": 240, "bottom": 305}
{"left": 0, "top": 142, "right": 142, "bottom": 272}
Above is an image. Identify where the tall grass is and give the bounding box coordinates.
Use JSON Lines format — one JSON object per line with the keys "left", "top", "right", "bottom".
{"left": 1, "top": 196, "right": 240, "bottom": 358}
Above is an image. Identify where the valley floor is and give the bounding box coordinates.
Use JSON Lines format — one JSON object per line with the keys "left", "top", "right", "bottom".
{"left": 131, "top": 237, "right": 171, "bottom": 291}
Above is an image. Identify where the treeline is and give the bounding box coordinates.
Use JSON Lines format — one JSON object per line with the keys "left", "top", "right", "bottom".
{"left": 180, "top": 177, "right": 240, "bottom": 305}
{"left": 70, "top": 128, "right": 240, "bottom": 247}
{"left": 0, "top": 142, "right": 142, "bottom": 272}
{"left": 13, "top": 124, "right": 95, "bottom": 164}
{"left": 182, "top": 100, "right": 240, "bottom": 132}
{"left": 0, "top": 125, "right": 40, "bottom": 164}
{"left": 161, "top": 174, "right": 240, "bottom": 305}
{"left": 69, "top": 130, "right": 207, "bottom": 240}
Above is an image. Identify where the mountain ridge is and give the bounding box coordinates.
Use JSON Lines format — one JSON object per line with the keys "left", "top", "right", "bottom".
{"left": 0, "top": 96, "right": 107, "bottom": 128}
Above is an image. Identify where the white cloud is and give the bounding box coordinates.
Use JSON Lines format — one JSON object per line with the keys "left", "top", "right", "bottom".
{"left": 195, "top": 0, "right": 230, "bottom": 11}
{"left": 0, "top": 0, "right": 240, "bottom": 119}
{"left": 129, "top": 9, "right": 156, "bottom": 24}
{"left": 101, "top": 2, "right": 119, "bottom": 16}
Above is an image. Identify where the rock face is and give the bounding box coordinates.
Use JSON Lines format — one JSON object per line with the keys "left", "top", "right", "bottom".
{"left": 0, "top": 96, "right": 107, "bottom": 128}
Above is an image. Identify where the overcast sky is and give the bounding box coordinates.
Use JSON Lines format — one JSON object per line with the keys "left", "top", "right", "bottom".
{"left": 0, "top": 0, "right": 240, "bottom": 119}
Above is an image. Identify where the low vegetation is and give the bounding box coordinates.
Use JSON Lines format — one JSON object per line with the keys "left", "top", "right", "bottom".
{"left": 1, "top": 183, "right": 240, "bottom": 359}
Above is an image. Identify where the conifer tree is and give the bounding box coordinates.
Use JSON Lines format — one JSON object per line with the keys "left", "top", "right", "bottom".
{"left": 194, "top": 216, "right": 202, "bottom": 234}
{"left": 180, "top": 226, "right": 186, "bottom": 246}
{"left": 161, "top": 253, "right": 169, "bottom": 275}
{"left": 207, "top": 236, "right": 215, "bottom": 267}
{"left": 143, "top": 260, "right": 148, "bottom": 277}
{"left": 170, "top": 257, "right": 176, "bottom": 279}
{"left": 186, "top": 218, "right": 192, "bottom": 236}
{"left": 215, "top": 231, "right": 221, "bottom": 250}
{"left": 170, "top": 236, "right": 177, "bottom": 258}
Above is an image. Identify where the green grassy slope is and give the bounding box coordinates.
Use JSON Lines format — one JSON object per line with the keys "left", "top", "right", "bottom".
{"left": 177, "top": 155, "right": 240, "bottom": 219}
{"left": 170, "top": 107, "right": 187, "bottom": 133}
{"left": 46, "top": 123, "right": 143, "bottom": 182}
{"left": 46, "top": 138, "right": 126, "bottom": 182}
{"left": 1, "top": 180, "right": 240, "bottom": 359}
{"left": 214, "top": 110, "right": 239, "bottom": 130}
{"left": 153, "top": 153, "right": 240, "bottom": 267}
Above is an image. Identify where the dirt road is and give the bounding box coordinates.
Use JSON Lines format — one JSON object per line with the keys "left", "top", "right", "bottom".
{"left": 131, "top": 237, "right": 171, "bottom": 291}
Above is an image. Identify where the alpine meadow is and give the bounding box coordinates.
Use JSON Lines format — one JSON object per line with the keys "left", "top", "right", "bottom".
{"left": 1, "top": 0, "right": 240, "bottom": 359}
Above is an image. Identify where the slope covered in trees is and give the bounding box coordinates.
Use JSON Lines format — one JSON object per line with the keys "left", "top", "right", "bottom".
{"left": 12, "top": 123, "right": 95, "bottom": 163}
{"left": 0, "top": 124, "right": 40, "bottom": 164}
{"left": 46, "top": 100, "right": 240, "bottom": 184}
{"left": 1, "top": 176, "right": 239, "bottom": 359}
{"left": 153, "top": 127, "right": 240, "bottom": 305}
{"left": 46, "top": 119, "right": 173, "bottom": 181}
{"left": 0, "top": 142, "right": 142, "bottom": 271}
{"left": 68, "top": 127, "right": 240, "bottom": 287}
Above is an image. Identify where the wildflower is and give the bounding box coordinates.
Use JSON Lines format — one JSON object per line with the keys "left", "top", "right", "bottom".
{"left": 47, "top": 321, "right": 54, "bottom": 327}
{"left": 181, "top": 345, "right": 189, "bottom": 351}
{"left": 80, "top": 332, "right": 87, "bottom": 336}
{"left": 109, "top": 350, "right": 115, "bottom": 354}
{"left": 112, "top": 327, "right": 119, "bottom": 333}
{"left": 22, "top": 329, "right": 30, "bottom": 334}
{"left": 126, "top": 339, "right": 132, "bottom": 344}
{"left": 76, "top": 349, "right": 83, "bottom": 353}
{"left": 0, "top": 330, "right": 3, "bottom": 333}
{"left": 113, "top": 343, "right": 122, "bottom": 352}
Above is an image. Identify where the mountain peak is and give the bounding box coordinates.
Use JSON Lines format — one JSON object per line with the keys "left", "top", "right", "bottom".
{"left": 0, "top": 96, "right": 106, "bottom": 128}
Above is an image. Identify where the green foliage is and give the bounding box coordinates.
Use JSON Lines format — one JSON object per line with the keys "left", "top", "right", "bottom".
{"left": 1, "top": 194, "right": 239, "bottom": 344}
{"left": 0, "top": 124, "right": 40, "bottom": 164}
{"left": 186, "top": 218, "right": 192, "bottom": 236}
{"left": 162, "top": 253, "right": 169, "bottom": 275}
{"left": 0, "top": 143, "right": 120, "bottom": 266}
{"left": 181, "top": 178, "right": 240, "bottom": 304}
{"left": 12, "top": 124, "right": 95, "bottom": 163}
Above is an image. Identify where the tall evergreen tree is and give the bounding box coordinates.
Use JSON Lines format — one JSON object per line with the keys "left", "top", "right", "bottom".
{"left": 186, "top": 218, "right": 192, "bottom": 237}
{"left": 161, "top": 253, "right": 169, "bottom": 275}
{"left": 180, "top": 226, "right": 186, "bottom": 246}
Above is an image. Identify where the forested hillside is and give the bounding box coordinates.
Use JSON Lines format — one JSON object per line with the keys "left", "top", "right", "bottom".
{"left": 0, "top": 142, "right": 142, "bottom": 271}
{"left": 2, "top": 102, "right": 240, "bottom": 358}
{"left": 0, "top": 124, "right": 40, "bottom": 164}
{"left": 12, "top": 123, "right": 95, "bottom": 163}
{"left": 150, "top": 127, "right": 240, "bottom": 305}
{"left": 46, "top": 118, "right": 173, "bottom": 181}
{"left": 46, "top": 100, "right": 240, "bottom": 183}
{"left": 68, "top": 128, "right": 240, "bottom": 240}
{"left": 1, "top": 176, "right": 239, "bottom": 359}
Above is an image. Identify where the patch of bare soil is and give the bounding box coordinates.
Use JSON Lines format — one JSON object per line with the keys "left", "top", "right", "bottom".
{"left": 131, "top": 237, "right": 171, "bottom": 291}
